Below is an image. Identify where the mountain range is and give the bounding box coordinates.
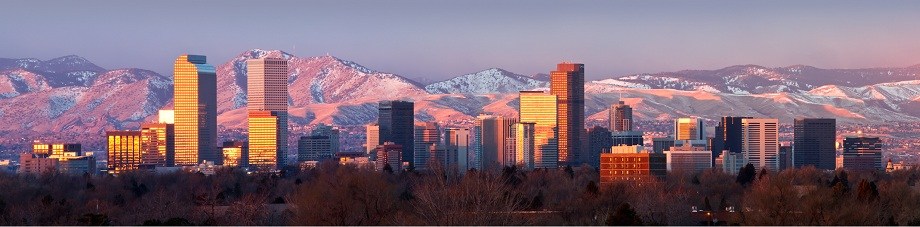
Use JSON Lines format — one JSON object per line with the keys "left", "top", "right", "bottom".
{"left": 3, "top": 49, "right": 920, "bottom": 148}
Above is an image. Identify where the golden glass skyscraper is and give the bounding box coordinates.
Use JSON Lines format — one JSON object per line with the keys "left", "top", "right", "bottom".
{"left": 247, "top": 57, "right": 288, "bottom": 171}
{"left": 174, "top": 55, "right": 218, "bottom": 166}
{"left": 107, "top": 130, "right": 142, "bottom": 174}
{"left": 550, "top": 62, "right": 585, "bottom": 166}
{"left": 674, "top": 117, "right": 704, "bottom": 141}
{"left": 519, "top": 91, "right": 558, "bottom": 169}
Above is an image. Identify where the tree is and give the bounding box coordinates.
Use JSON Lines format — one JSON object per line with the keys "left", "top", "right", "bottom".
{"left": 736, "top": 163, "right": 756, "bottom": 186}
{"left": 606, "top": 203, "right": 642, "bottom": 225}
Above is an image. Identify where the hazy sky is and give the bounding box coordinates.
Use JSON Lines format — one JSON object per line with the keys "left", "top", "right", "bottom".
{"left": 3, "top": 0, "right": 920, "bottom": 80}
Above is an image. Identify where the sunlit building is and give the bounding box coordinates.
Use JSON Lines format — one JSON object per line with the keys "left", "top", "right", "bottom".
{"left": 141, "top": 122, "right": 173, "bottom": 168}
{"left": 413, "top": 122, "right": 442, "bottom": 171}
{"left": 32, "top": 141, "right": 81, "bottom": 157}
{"left": 221, "top": 141, "right": 248, "bottom": 168}
{"left": 365, "top": 123, "right": 380, "bottom": 155}
{"left": 474, "top": 114, "right": 518, "bottom": 170}
{"left": 550, "top": 62, "right": 585, "bottom": 166}
{"left": 741, "top": 118, "right": 779, "bottom": 171}
{"left": 247, "top": 57, "right": 289, "bottom": 170}
{"left": 519, "top": 91, "right": 558, "bottom": 169}
{"left": 600, "top": 147, "right": 666, "bottom": 185}
{"left": 674, "top": 117, "right": 704, "bottom": 141}
{"left": 249, "top": 111, "right": 281, "bottom": 171}
{"left": 107, "top": 130, "right": 143, "bottom": 174}
{"left": 514, "top": 123, "right": 536, "bottom": 170}
{"left": 444, "top": 128, "right": 472, "bottom": 173}
{"left": 173, "top": 54, "right": 218, "bottom": 166}
{"left": 609, "top": 101, "right": 633, "bottom": 132}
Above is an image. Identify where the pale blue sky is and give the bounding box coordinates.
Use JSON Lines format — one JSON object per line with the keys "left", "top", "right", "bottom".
{"left": 3, "top": 0, "right": 920, "bottom": 80}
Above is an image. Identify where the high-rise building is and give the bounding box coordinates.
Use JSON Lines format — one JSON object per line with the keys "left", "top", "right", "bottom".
{"left": 665, "top": 142, "right": 712, "bottom": 173}
{"left": 375, "top": 142, "right": 402, "bottom": 172}
{"left": 793, "top": 118, "right": 836, "bottom": 170}
{"left": 518, "top": 91, "right": 558, "bottom": 169}
{"left": 298, "top": 135, "right": 334, "bottom": 162}
{"left": 587, "top": 126, "right": 612, "bottom": 170}
{"left": 612, "top": 131, "right": 644, "bottom": 146}
{"left": 174, "top": 54, "right": 218, "bottom": 166}
{"left": 674, "top": 117, "right": 704, "bottom": 141}
{"left": 842, "top": 136, "right": 883, "bottom": 172}
{"left": 712, "top": 116, "right": 751, "bottom": 161}
{"left": 107, "top": 130, "right": 143, "bottom": 174}
{"left": 249, "top": 111, "right": 281, "bottom": 171}
{"left": 444, "top": 128, "right": 472, "bottom": 173}
{"left": 474, "top": 114, "right": 518, "bottom": 169}
{"left": 514, "top": 123, "right": 536, "bottom": 170}
{"left": 221, "top": 141, "right": 248, "bottom": 168}
{"left": 311, "top": 123, "right": 340, "bottom": 154}
{"left": 600, "top": 148, "right": 666, "bottom": 186}
{"left": 247, "top": 57, "right": 288, "bottom": 170}
{"left": 742, "top": 118, "right": 779, "bottom": 171}
{"left": 379, "top": 100, "right": 415, "bottom": 166}
{"left": 365, "top": 123, "right": 380, "bottom": 155}
{"left": 413, "top": 122, "right": 442, "bottom": 171}
{"left": 609, "top": 101, "right": 633, "bottom": 132}
{"left": 550, "top": 62, "right": 585, "bottom": 166}
{"left": 141, "top": 122, "right": 173, "bottom": 168}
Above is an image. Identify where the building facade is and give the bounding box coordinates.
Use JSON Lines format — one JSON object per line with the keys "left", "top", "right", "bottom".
{"left": 842, "top": 136, "right": 883, "bottom": 172}
{"left": 665, "top": 142, "right": 713, "bottom": 173}
{"left": 742, "top": 118, "right": 779, "bottom": 171}
{"left": 550, "top": 62, "right": 585, "bottom": 166}
{"left": 600, "top": 150, "right": 666, "bottom": 185}
{"left": 413, "top": 122, "right": 442, "bottom": 171}
{"left": 674, "top": 117, "right": 705, "bottom": 141}
{"left": 141, "top": 122, "right": 173, "bottom": 168}
{"left": 365, "top": 123, "right": 380, "bottom": 155}
{"left": 587, "top": 126, "right": 612, "bottom": 170}
{"left": 375, "top": 142, "right": 403, "bottom": 172}
{"left": 444, "top": 128, "right": 472, "bottom": 173}
{"left": 609, "top": 101, "right": 633, "bottom": 132}
{"left": 247, "top": 57, "right": 289, "bottom": 170}
{"left": 793, "top": 118, "right": 836, "bottom": 170}
{"left": 514, "top": 122, "right": 536, "bottom": 170}
{"left": 221, "top": 141, "right": 248, "bottom": 168}
{"left": 249, "top": 111, "right": 281, "bottom": 171}
{"left": 474, "top": 114, "right": 518, "bottom": 170}
{"left": 107, "top": 130, "right": 143, "bottom": 174}
{"left": 379, "top": 100, "right": 415, "bottom": 166}
{"left": 298, "top": 135, "right": 334, "bottom": 162}
{"left": 174, "top": 54, "right": 218, "bottom": 166}
{"left": 518, "top": 91, "right": 558, "bottom": 169}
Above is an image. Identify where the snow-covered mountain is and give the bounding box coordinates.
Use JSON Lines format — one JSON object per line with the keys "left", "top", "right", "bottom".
{"left": 216, "top": 49, "right": 427, "bottom": 113}
{"left": 4, "top": 51, "right": 920, "bottom": 150}
{"left": 425, "top": 68, "right": 549, "bottom": 94}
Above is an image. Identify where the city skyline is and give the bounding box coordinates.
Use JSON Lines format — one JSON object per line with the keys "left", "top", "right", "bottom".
{"left": 5, "top": 1, "right": 920, "bottom": 80}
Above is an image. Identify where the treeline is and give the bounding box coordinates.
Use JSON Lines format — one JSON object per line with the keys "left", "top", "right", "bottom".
{"left": 0, "top": 163, "right": 918, "bottom": 225}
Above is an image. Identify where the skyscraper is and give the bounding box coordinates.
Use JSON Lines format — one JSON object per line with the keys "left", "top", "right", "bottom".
{"left": 444, "top": 128, "right": 472, "bottom": 173}
{"left": 842, "top": 136, "right": 883, "bottom": 171}
{"left": 742, "top": 118, "right": 779, "bottom": 171}
{"left": 474, "top": 114, "right": 518, "bottom": 170}
{"left": 297, "top": 135, "right": 333, "bottom": 162}
{"left": 674, "top": 117, "right": 704, "bottom": 141}
{"left": 107, "top": 130, "right": 142, "bottom": 174}
{"left": 609, "top": 101, "right": 633, "bottom": 132}
{"left": 587, "top": 126, "right": 612, "bottom": 170}
{"left": 247, "top": 57, "right": 288, "bottom": 170}
{"left": 221, "top": 141, "right": 248, "bottom": 168}
{"left": 248, "top": 111, "right": 281, "bottom": 171}
{"left": 311, "top": 123, "right": 340, "bottom": 154}
{"left": 550, "top": 62, "right": 585, "bottom": 166}
{"left": 376, "top": 142, "right": 402, "bottom": 172}
{"left": 413, "top": 122, "right": 441, "bottom": 171}
{"left": 519, "top": 91, "right": 558, "bottom": 169}
{"left": 378, "top": 100, "right": 415, "bottom": 166}
{"left": 793, "top": 118, "right": 836, "bottom": 170}
{"left": 174, "top": 54, "right": 218, "bottom": 166}
{"left": 514, "top": 122, "right": 536, "bottom": 170}
{"left": 141, "top": 122, "right": 173, "bottom": 168}
{"left": 712, "top": 116, "right": 751, "bottom": 160}
{"left": 365, "top": 123, "right": 380, "bottom": 155}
